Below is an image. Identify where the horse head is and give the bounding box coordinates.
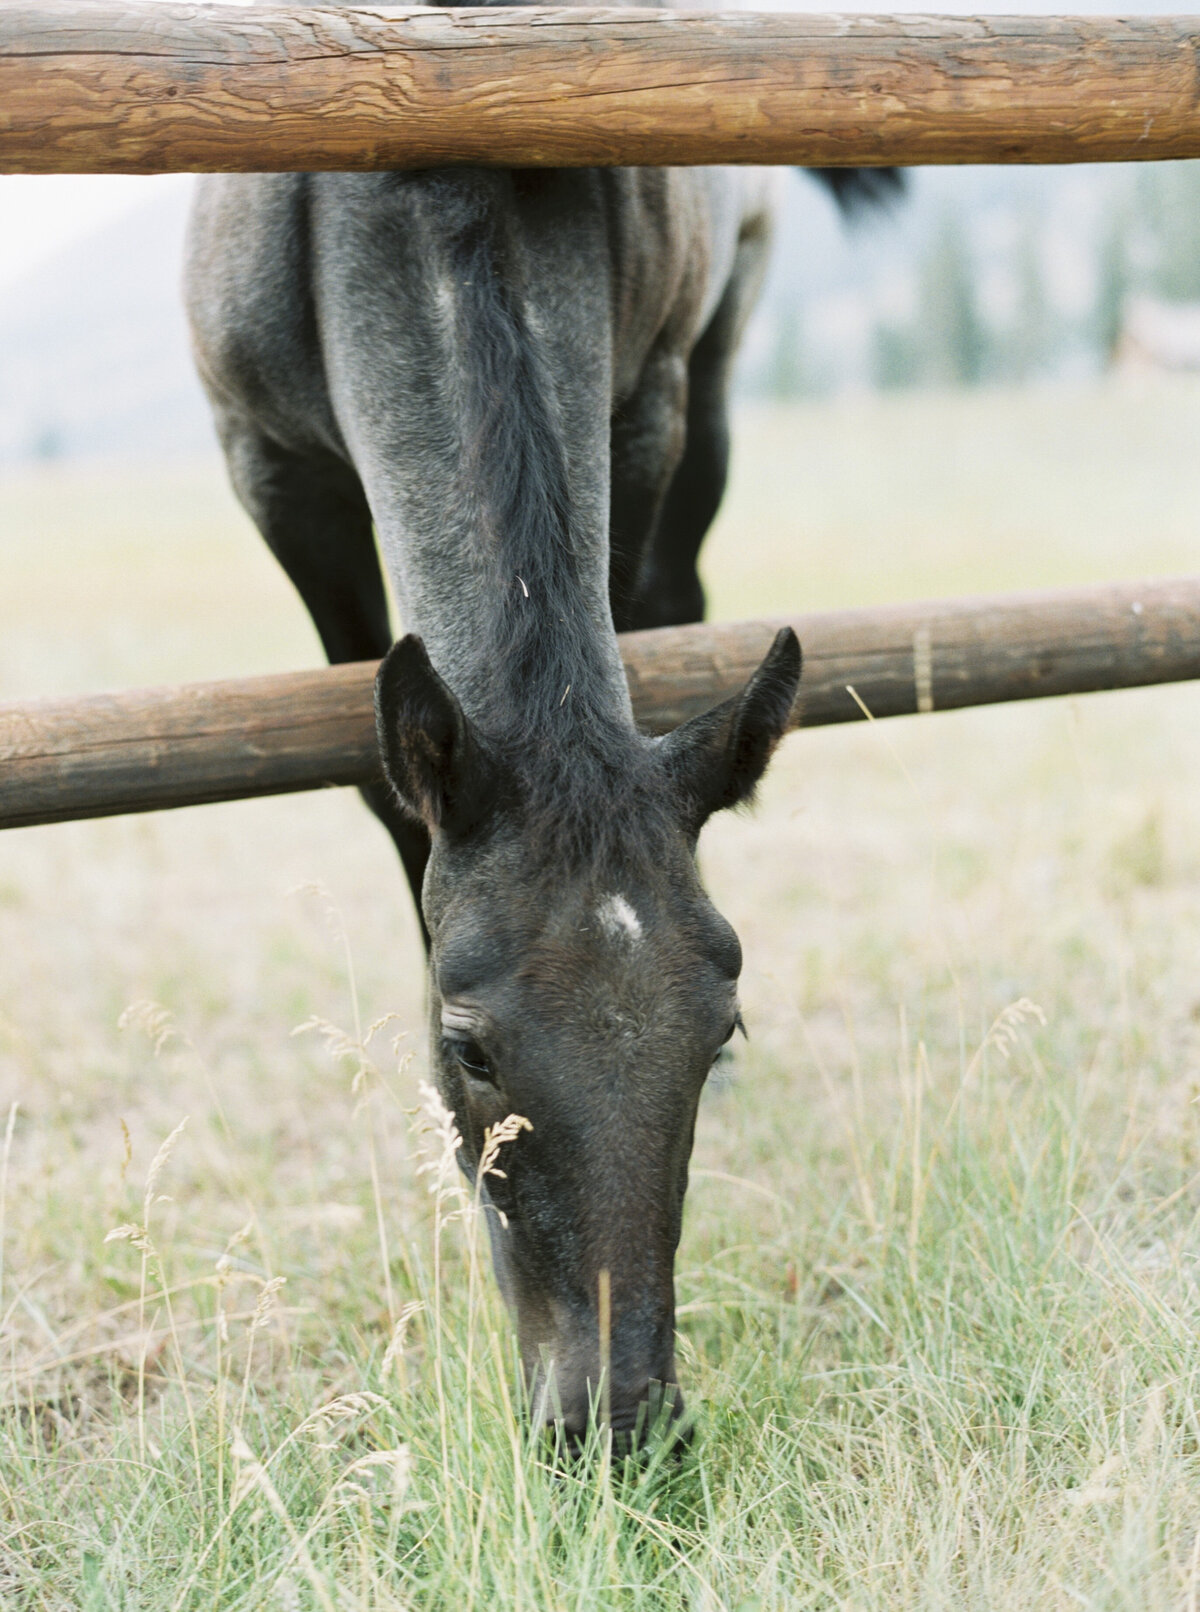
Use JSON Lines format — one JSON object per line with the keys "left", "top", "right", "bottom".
{"left": 375, "top": 627, "right": 800, "bottom": 1447}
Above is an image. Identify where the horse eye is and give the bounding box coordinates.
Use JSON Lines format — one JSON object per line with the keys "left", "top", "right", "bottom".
{"left": 444, "top": 1035, "right": 496, "bottom": 1085}
{"left": 722, "top": 1011, "right": 747, "bottom": 1046}
{"left": 712, "top": 1011, "right": 747, "bottom": 1070}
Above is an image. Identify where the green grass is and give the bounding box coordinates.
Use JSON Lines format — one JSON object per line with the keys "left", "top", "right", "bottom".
{"left": 4, "top": 379, "right": 1200, "bottom": 1606}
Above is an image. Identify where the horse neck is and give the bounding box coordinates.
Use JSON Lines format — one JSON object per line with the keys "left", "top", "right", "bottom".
{"left": 371, "top": 415, "right": 631, "bottom": 753}
{"left": 353, "top": 180, "right": 633, "bottom": 751}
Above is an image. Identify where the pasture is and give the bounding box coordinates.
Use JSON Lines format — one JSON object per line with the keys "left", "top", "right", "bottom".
{"left": 4, "top": 376, "right": 1200, "bottom": 1607}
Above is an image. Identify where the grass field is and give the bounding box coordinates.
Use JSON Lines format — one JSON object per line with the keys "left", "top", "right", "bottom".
{"left": 4, "top": 377, "right": 1200, "bottom": 1607}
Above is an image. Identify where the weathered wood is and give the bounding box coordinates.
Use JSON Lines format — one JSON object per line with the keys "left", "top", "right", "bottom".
{"left": 3, "top": 578, "right": 1199, "bottom": 830}
{"left": 0, "top": 664, "right": 381, "bottom": 829}
{"left": 3, "top": 7, "right": 1200, "bottom": 173}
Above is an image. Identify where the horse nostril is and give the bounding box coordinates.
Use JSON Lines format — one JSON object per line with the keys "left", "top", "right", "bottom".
{"left": 544, "top": 1377, "right": 687, "bottom": 1462}
{"left": 632, "top": 1379, "right": 687, "bottom": 1445}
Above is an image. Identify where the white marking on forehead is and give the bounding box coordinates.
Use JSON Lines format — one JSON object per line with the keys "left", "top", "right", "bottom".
{"left": 596, "top": 893, "right": 643, "bottom": 945}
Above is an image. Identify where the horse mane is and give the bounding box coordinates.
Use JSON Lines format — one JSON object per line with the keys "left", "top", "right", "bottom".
{"left": 432, "top": 176, "right": 650, "bottom": 847}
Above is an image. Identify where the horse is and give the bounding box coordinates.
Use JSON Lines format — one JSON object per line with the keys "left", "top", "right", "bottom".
{"left": 184, "top": 5, "right": 890, "bottom": 1446}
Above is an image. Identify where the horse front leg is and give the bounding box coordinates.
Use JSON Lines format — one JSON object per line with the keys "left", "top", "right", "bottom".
{"left": 607, "top": 348, "right": 689, "bottom": 636}
{"left": 215, "top": 414, "right": 432, "bottom": 945}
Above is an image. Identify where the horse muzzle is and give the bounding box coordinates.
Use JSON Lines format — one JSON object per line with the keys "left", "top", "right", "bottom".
{"left": 528, "top": 1338, "right": 685, "bottom": 1455}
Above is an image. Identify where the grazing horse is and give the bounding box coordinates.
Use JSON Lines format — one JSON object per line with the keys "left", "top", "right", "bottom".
{"left": 185, "top": 15, "right": 886, "bottom": 1443}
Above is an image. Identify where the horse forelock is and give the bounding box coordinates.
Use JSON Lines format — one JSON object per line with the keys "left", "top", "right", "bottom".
{"left": 501, "top": 723, "right": 682, "bottom": 875}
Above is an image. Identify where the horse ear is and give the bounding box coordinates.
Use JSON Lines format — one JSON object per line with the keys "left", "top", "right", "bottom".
{"left": 660, "top": 628, "right": 801, "bottom": 835}
{"left": 374, "top": 635, "right": 496, "bottom": 837}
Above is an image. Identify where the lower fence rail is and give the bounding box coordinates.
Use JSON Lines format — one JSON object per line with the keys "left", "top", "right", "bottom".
{"left": 2, "top": 575, "right": 1198, "bottom": 830}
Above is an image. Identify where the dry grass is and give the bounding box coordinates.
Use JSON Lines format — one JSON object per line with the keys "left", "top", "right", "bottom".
{"left": 3, "top": 377, "right": 1200, "bottom": 1607}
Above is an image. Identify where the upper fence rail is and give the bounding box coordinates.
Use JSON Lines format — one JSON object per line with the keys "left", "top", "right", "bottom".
{"left": 4, "top": 6, "right": 1200, "bottom": 174}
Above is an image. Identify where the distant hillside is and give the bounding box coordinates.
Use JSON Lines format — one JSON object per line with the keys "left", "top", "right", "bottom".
{"left": 0, "top": 183, "right": 215, "bottom": 465}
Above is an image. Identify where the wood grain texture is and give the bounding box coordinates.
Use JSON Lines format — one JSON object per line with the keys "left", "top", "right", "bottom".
{"left": 3, "top": 578, "right": 1199, "bottom": 829}
{"left": 3, "top": 6, "right": 1200, "bottom": 172}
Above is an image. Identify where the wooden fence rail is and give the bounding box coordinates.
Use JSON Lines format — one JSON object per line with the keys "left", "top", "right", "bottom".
{"left": 4, "top": 7, "right": 1200, "bottom": 173}
{"left": 3, "top": 577, "right": 1199, "bottom": 830}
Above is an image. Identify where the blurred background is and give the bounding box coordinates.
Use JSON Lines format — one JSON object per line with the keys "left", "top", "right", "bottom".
{"left": 6, "top": 0, "right": 1200, "bottom": 471}
{"left": 4, "top": 0, "right": 1200, "bottom": 469}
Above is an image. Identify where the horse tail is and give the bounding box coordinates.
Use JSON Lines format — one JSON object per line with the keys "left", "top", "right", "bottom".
{"left": 804, "top": 168, "right": 907, "bottom": 217}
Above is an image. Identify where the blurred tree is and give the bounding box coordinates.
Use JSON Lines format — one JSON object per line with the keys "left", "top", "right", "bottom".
{"left": 872, "top": 321, "right": 922, "bottom": 390}
{"left": 764, "top": 302, "right": 817, "bottom": 398}
{"left": 1009, "top": 212, "right": 1051, "bottom": 382}
{"left": 1094, "top": 206, "right": 1130, "bottom": 365}
{"left": 1140, "top": 160, "right": 1200, "bottom": 302}
{"left": 31, "top": 421, "right": 65, "bottom": 462}
{"left": 918, "top": 206, "right": 986, "bottom": 387}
